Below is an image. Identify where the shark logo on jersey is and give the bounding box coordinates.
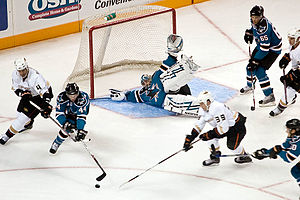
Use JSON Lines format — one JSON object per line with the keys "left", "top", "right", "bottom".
{"left": 146, "top": 84, "right": 160, "bottom": 101}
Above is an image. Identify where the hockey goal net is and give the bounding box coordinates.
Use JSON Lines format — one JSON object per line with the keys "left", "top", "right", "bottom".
{"left": 66, "top": 5, "right": 176, "bottom": 98}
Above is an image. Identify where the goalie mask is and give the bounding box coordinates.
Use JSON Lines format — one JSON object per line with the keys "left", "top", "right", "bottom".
{"left": 287, "top": 27, "right": 300, "bottom": 46}
{"left": 197, "top": 91, "right": 214, "bottom": 110}
{"left": 167, "top": 34, "right": 183, "bottom": 54}
{"left": 14, "top": 57, "right": 28, "bottom": 71}
{"left": 286, "top": 118, "right": 300, "bottom": 136}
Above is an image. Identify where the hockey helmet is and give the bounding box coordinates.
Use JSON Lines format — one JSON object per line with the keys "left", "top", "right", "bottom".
{"left": 286, "top": 118, "right": 300, "bottom": 135}
{"left": 140, "top": 74, "right": 151, "bottom": 87}
{"left": 287, "top": 27, "right": 300, "bottom": 45}
{"left": 197, "top": 91, "right": 214, "bottom": 107}
{"left": 65, "top": 83, "right": 79, "bottom": 95}
{"left": 167, "top": 34, "right": 183, "bottom": 54}
{"left": 14, "top": 57, "right": 28, "bottom": 71}
{"left": 250, "top": 5, "right": 264, "bottom": 17}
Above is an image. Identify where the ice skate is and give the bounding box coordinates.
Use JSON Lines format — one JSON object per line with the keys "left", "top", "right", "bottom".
{"left": 234, "top": 155, "right": 252, "bottom": 164}
{"left": 0, "top": 134, "right": 10, "bottom": 145}
{"left": 240, "top": 85, "right": 253, "bottom": 95}
{"left": 259, "top": 93, "right": 275, "bottom": 107}
{"left": 269, "top": 107, "right": 283, "bottom": 117}
{"left": 203, "top": 151, "right": 221, "bottom": 166}
{"left": 49, "top": 141, "right": 61, "bottom": 154}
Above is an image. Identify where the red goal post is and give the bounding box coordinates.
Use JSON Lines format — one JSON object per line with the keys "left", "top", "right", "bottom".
{"left": 66, "top": 5, "right": 176, "bottom": 99}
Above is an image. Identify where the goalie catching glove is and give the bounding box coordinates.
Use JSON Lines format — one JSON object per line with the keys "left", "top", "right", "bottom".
{"left": 109, "top": 89, "right": 126, "bottom": 101}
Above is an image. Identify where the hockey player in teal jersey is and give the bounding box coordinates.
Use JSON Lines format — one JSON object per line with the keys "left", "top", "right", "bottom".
{"left": 253, "top": 119, "right": 300, "bottom": 191}
{"left": 109, "top": 34, "right": 201, "bottom": 115}
{"left": 49, "top": 83, "right": 90, "bottom": 154}
{"left": 241, "top": 5, "right": 282, "bottom": 107}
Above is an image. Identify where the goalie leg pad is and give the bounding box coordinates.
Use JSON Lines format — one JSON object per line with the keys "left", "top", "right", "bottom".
{"left": 163, "top": 94, "right": 200, "bottom": 117}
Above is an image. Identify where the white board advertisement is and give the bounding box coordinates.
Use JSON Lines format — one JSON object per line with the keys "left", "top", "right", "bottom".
{"left": 0, "top": 0, "right": 161, "bottom": 39}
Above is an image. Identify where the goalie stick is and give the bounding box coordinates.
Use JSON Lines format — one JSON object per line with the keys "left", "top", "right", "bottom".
{"left": 31, "top": 102, "right": 106, "bottom": 182}
{"left": 119, "top": 138, "right": 202, "bottom": 188}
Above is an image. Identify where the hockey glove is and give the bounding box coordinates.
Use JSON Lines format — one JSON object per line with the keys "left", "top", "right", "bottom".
{"left": 252, "top": 148, "right": 269, "bottom": 160}
{"left": 279, "top": 53, "right": 291, "bottom": 69}
{"left": 75, "top": 130, "right": 88, "bottom": 141}
{"left": 244, "top": 29, "right": 254, "bottom": 44}
{"left": 21, "top": 90, "right": 32, "bottom": 101}
{"left": 269, "top": 145, "right": 282, "bottom": 159}
{"left": 109, "top": 89, "right": 126, "bottom": 101}
{"left": 247, "top": 58, "right": 260, "bottom": 71}
{"left": 40, "top": 105, "right": 52, "bottom": 118}
{"left": 63, "top": 121, "right": 76, "bottom": 132}
{"left": 183, "top": 135, "right": 194, "bottom": 152}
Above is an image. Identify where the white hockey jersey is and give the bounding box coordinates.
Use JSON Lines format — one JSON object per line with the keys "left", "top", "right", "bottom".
{"left": 194, "top": 101, "right": 239, "bottom": 136}
{"left": 289, "top": 44, "right": 300, "bottom": 69}
{"left": 12, "top": 67, "right": 50, "bottom": 97}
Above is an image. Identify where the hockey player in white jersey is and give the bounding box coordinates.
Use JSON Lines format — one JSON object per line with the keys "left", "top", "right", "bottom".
{"left": 270, "top": 27, "right": 300, "bottom": 117}
{"left": 0, "top": 58, "right": 53, "bottom": 145}
{"left": 183, "top": 91, "right": 252, "bottom": 166}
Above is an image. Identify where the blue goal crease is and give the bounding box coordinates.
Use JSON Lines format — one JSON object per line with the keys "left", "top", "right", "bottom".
{"left": 91, "top": 78, "right": 238, "bottom": 118}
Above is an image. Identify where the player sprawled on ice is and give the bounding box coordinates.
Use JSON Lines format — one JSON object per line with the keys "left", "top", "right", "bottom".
{"left": 109, "top": 34, "right": 201, "bottom": 117}
{"left": 241, "top": 5, "right": 282, "bottom": 107}
{"left": 0, "top": 58, "right": 53, "bottom": 145}
{"left": 183, "top": 91, "right": 252, "bottom": 166}
{"left": 49, "top": 83, "right": 90, "bottom": 154}
{"left": 270, "top": 27, "right": 300, "bottom": 117}
{"left": 252, "top": 119, "right": 300, "bottom": 194}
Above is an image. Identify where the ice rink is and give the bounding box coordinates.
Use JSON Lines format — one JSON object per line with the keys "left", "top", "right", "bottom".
{"left": 1, "top": 0, "right": 300, "bottom": 199}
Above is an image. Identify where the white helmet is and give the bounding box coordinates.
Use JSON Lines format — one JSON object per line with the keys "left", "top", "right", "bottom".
{"left": 14, "top": 57, "right": 28, "bottom": 71}
{"left": 287, "top": 27, "right": 300, "bottom": 45}
{"left": 167, "top": 34, "right": 183, "bottom": 54}
{"left": 197, "top": 91, "right": 214, "bottom": 107}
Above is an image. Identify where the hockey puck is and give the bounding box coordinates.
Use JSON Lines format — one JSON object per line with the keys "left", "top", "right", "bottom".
{"left": 251, "top": 106, "right": 255, "bottom": 111}
{"left": 95, "top": 184, "right": 100, "bottom": 188}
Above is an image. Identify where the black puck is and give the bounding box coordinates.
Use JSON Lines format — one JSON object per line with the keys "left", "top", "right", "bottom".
{"left": 251, "top": 106, "right": 255, "bottom": 111}
{"left": 95, "top": 184, "right": 100, "bottom": 188}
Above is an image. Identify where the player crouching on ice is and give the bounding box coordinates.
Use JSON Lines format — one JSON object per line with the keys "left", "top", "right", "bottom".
{"left": 109, "top": 34, "right": 201, "bottom": 117}
{"left": 0, "top": 58, "right": 53, "bottom": 145}
{"left": 183, "top": 91, "right": 252, "bottom": 166}
{"left": 49, "top": 83, "right": 90, "bottom": 154}
{"left": 253, "top": 119, "right": 300, "bottom": 193}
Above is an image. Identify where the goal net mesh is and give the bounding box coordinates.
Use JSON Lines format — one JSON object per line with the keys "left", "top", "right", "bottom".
{"left": 66, "top": 5, "right": 176, "bottom": 98}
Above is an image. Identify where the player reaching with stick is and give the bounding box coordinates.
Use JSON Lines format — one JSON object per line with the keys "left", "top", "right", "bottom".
{"left": 183, "top": 91, "right": 252, "bottom": 166}
{"left": 0, "top": 58, "right": 53, "bottom": 145}
{"left": 49, "top": 83, "right": 90, "bottom": 154}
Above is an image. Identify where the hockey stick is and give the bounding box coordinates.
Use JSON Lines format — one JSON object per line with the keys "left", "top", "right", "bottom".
{"left": 30, "top": 102, "right": 106, "bottom": 182}
{"left": 119, "top": 138, "right": 202, "bottom": 188}
{"left": 248, "top": 42, "right": 256, "bottom": 111}
{"left": 215, "top": 153, "right": 252, "bottom": 158}
{"left": 283, "top": 68, "right": 288, "bottom": 104}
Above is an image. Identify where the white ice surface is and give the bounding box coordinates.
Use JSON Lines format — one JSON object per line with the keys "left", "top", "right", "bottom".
{"left": 0, "top": 0, "right": 300, "bottom": 200}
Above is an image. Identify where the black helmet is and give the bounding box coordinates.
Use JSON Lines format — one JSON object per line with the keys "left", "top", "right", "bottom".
{"left": 250, "top": 5, "right": 264, "bottom": 17}
{"left": 286, "top": 119, "right": 300, "bottom": 135}
{"left": 65, "top": 83, "right": 79, "bottom": 95}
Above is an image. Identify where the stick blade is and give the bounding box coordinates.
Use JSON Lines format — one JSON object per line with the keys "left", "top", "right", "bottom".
{"left": 96, "top": 173, "right": 106, "bottom": 181}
